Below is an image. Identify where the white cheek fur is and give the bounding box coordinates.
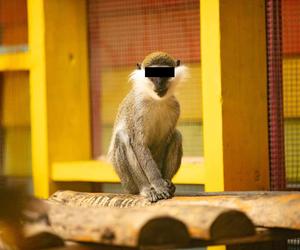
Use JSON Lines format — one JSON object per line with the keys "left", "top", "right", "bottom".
{"left": 129, "top": 65, "right": 189, "bottom": 100}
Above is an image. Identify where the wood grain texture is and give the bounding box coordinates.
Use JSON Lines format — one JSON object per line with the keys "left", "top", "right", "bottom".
{"left": 50, "top": 191, "right": 300, "bottom": 230}
{"left": 48, "top": 191, "right": 256, "bottom": 245}
{"left": 48, "top": 203, "right": 190, "bottom": 248}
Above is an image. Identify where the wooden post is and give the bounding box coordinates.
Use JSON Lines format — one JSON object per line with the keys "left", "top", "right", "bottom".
{"left": 28, "top": 0, "right": 91, "bottom": 198}
{"left": 28, "top": 0, "right": 50, "bottom": 198}
{"left": 201, "top": 0, "right": 269, "bottom": 191}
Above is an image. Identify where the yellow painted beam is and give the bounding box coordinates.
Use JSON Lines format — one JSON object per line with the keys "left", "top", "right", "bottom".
{"left": 28, "top": 0, "right": 91, "bottom": 198}
{"left": 201, "top": 0, "right": 269, "bottom": 192}
{"left": 0, "top": 52, "right": 30, "bottom": 71}
{"left": 201, "top": 0, "right": 224, "bottom": 192}
{"left": 28, "top": 0, "right": 49, "bottom": 198}
{"left": 173, "top": 161, "right": 205, "bottom": 184}
{"left": 51, "top": 160, "right": 205, "bottom": 185}
{"left": 52, "top": 161, "right": 119, "bottom": 183}
{"left": 44, "top": 0, "right": 91, "bottom": 163}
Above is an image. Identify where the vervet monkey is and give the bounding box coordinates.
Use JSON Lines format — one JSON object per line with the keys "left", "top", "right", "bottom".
{"left": 108, "top": 52, "right": 188, "bottom": 202}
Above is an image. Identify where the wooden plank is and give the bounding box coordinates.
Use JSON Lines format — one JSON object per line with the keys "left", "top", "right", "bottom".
{"left": 0, "top": 52, "right": 30, "bottom": 71}
{"left": 44, "top": 0, "right": 91, "bottom": 163}
{"left": 27, "top": 0, "right": 50, "bottom": 198}
{"left": 201, "top": 0, "right": 269, "bottom": 191}
{"left": 51, "top": 158, "right": 205, "bottom": 184}
{"left": 50, "top": 191, "right": 300, "bottom": 230}
{"left": 28, "top": 0, "right": 91, "bottom": 198}
{"left": 167, "top": 192, "right": 300, "bottom": 230}
{"left": 47, "top": 201, "right": 254, "bottom": 247}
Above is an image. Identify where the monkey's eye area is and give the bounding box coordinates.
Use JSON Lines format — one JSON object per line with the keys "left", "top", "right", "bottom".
{"left": 145, "top": 67, "right": 174, "bottom": 77}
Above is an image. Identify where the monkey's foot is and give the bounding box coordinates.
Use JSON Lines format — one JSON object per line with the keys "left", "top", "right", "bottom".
{"left": 151, "top": 180, "right": 173, "bottom": 201}
{"left": 140, "top": 187, "right": 160, "bottom": 203}
{"left": 165, "top": 179, "right": 176, "bottom": 195}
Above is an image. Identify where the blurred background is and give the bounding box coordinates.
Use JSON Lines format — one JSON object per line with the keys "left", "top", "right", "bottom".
{"left": 0, "top": 0, "right": 299, "bottom": 196}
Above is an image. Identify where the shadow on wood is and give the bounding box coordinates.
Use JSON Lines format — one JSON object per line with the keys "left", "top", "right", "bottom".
{"left": 138, "top": 217, "right": 189, "bottom": 247}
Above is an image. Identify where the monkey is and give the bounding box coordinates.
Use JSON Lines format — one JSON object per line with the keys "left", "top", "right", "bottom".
{"left": 108, "top": 51, "right": 188, "bottom": 202}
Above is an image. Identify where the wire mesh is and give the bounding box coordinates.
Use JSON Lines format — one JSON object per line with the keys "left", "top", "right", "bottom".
{"left": 282, "top": 0, "right": 300, "bottom": 189}
{"left": 87, "top": 0, "right": 202, "bottom": 159}
{"left": 266, "top": 0, "right": 286, "bottom": 190}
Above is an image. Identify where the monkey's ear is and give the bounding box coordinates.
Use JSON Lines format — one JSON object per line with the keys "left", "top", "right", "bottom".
{"left": 176, "top": 60, "right": 180, "bottom": 67}
{"left": 136, "top": 63, "right": 142, "bottom": 70}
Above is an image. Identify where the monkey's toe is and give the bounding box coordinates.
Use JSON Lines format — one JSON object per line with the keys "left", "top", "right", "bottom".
{"left": 141, "top": 187, "right": 159, "bottom": 203}
{"left": 157, "top": 190, "right": 171, "bottom": 200}
{"left": 165, "top": 180, "right": 176, "bottom": 195}
{"left": 155, "top": 187, "right": 172, "bottom": 200}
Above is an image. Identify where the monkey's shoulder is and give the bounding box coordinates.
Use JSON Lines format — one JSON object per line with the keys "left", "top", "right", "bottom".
{"left": 115, "top": 91, "right": 136, "bottom": 120}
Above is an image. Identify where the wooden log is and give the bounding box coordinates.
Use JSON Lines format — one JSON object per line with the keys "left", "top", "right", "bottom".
{"left": 50, "top": 191, "right": 300, "bottom": 230}
{"left": 0, "top": 187, "right": 64, "bottom": 250}
{"left": 47, "top": 203, "right": 190, "bottom": 248}
{"left": 165, "top": 192, "right": 300, "bottom": 231}
{"left": 47, "top": 200, "right": 254, "bottom": 247}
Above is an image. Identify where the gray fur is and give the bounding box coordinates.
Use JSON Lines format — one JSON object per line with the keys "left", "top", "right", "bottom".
{"left": 108, "top": 58, "right": 186, "bottom": 202}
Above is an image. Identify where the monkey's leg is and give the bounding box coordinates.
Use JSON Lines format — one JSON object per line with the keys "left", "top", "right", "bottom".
{"left": 115, "top": 131, "right": 168, "bottom": 202}
{"left": 162, "top": 129, "right": 183, "bottom": 195}
{"left": 129, "top": 140, "right": 174, "bottom": 201}
{"left": 112, "top": 140, "right": 139, "bottom": 194}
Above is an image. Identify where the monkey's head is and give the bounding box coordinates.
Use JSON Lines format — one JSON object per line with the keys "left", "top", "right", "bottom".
{"left": 129, "top": 52, "right": 188, "bottom": 100}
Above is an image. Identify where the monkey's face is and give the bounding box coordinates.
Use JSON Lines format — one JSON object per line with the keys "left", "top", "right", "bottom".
{"left": 129, "top": 62, "right": 188, "bottom": 101}
{"left": 148, "top": 77, "right": 171, "bottom": 97}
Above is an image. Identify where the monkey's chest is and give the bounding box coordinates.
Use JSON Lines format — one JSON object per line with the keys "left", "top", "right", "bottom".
{"left": 143, "top": 108, "right": 177, "bottom": 147}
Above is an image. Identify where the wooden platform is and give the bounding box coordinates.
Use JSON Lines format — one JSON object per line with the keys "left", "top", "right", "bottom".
{"left": 1, "top": 189, "right": 300, "bottom": 249}
{"left": 44, "top": 191, "right": 300, "bottom": 250}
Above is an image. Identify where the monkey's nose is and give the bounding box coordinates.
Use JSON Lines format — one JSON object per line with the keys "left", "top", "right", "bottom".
{"left": 155, "top": 88, "right": 168, "bottom": 97}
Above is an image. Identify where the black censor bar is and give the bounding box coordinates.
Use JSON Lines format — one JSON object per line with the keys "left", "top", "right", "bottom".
{"left": 145, "top": 67, "right": 175, "bottom": 77}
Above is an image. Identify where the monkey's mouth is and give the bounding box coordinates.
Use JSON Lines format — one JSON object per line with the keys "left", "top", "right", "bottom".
{"left": 155, "top": 88, "right": 168, "bottom": 97}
